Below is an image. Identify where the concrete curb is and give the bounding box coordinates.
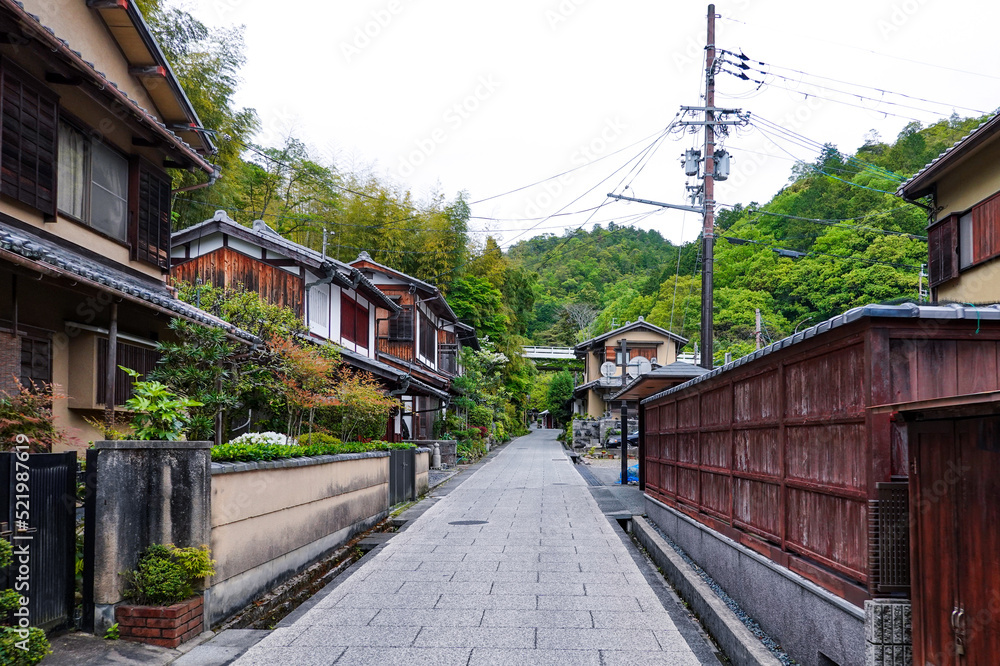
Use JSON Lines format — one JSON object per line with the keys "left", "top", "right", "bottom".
{"left": 632, "top": 516, "right": 783, "bottom": 666}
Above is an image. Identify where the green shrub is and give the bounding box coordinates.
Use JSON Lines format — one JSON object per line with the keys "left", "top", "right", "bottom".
{"left": 295, "top": 432, "right": 342, "bottom": 447}
{"left": 0, "top": 541, "right": 50, "bottom": 665}
{"left": 121, "top": 367, "right": 202, "bottom": 441}
{"left": 211, "top": 436, "right": 412, "bottom": 463}
{"left": 122, "top": 545, "right": 190, "bottom": 605}
{"left": 121, "top": 543, "right": 216, "bottom": 606}
{"left": 0, "top": 627, "right": 50, "bottom": 665}
{"left": 468, "top": 404, "right": 492, "bottom": 428}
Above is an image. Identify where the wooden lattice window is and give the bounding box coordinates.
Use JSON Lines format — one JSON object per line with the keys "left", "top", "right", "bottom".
{"left": 19, "top": 336, "right": 51, "bottom": 388}
{"left": 388, "top": 305, "right": 414, "bottom": 341}
{"left": 131, "top": 161, "right": 172, "bottom": 270}
{"left": 1, "top": 61, "right": 57, "bottom": 219}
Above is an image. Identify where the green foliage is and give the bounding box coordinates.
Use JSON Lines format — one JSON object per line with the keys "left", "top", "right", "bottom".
{"left": 121, "top": 544, "right": 215, "bottom": 607}
{"left": 211, "top": 437, "right": 411, "bottom": 463}
{"left": 0, "top": 589, "right": 20, "bottom": 613}
{"left": 166, "top": 544, "right": 216, "bottom": 582}
{"left": 149, "top": 319, "right": 239, "bottom": 442}
{"left": 0, "top": 627, "right": 50, "bottom": 665}
{"left": 546, "top": 370, "right": 575, "bottom": 427}
{"left": 121, "top": 545, "right": 192, "bottom": 606}
{"left": 510, "top": 116, "right": 988, "bottom": 363}
{"left": 104, "top": 623, "right": 120, "bottom": 640}
{"left": 121, "top": 368, "right": 202, "bottom": 441}
{"left": 0, "top": 382, "right": 70, "bottom": 452}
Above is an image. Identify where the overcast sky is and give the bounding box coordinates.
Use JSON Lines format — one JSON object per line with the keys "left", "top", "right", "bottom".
{"left": 190, "top": 0, "right": 999, "bottom": 248}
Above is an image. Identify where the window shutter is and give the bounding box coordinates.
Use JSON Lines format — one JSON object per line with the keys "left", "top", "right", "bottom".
{"left": 355, "top": 301, "right": 369, "bottom": 348}
{"left": 341, "top": 293, "right": 356, "bottom": 343}
{"left": 0, "top": 61, "right": 58, "bottom": 219}
{"left": 928, "top": 215, "right": 959, "bottom": 287}
{"left": 132, "top": 161, "right": 172, "bottom": 270}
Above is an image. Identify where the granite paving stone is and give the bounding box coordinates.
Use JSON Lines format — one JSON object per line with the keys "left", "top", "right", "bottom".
{"left": 230, "top": 429, "right": 714, "bottom": 666}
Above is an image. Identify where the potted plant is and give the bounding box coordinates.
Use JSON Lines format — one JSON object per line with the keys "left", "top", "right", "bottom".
{"left": 114, "top": 544, "right": 215, "bottom": 648}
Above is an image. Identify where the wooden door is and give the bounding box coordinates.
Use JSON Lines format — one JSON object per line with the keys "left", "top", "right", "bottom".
{"left": 953, "top": 417, "right": 1000, "bottom": 661}
{"left": 911, "top": 421, "right": 961, "bottom": 666}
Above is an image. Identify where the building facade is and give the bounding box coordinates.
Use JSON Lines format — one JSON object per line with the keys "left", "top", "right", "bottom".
{"left": 0, "top": 0, "right": 247, "bottom": 448}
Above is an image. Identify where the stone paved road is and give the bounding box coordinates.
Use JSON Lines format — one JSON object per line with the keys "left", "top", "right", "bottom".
{"left": 232, "top": 429, "right": 712, "bottom": 665}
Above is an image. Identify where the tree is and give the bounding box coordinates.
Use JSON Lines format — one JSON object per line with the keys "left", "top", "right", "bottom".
{"left": 546, "top": 370, "right": 575, "bottom": 427}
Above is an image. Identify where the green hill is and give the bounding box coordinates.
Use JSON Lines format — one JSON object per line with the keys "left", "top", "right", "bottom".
{"left": 508, "top": 114, "right": 990, "bottom": 362}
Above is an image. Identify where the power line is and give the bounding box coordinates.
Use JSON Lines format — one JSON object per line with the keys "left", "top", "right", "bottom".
{"left": 718, "top": 16, "right": 1000, "bottom": 83}
{"left": 750, "top": 121, "right": 903, "bottom": 196}
{"left": 721, "top": 234, "right": 922, "bottom": 270}
{"left": 726, "top": 206, "right": 927, "bottom": 240}
{"left": 751, "top": 115, "right": 905, "bottom": 182}
{"left": 720, "top": 67, "right": 927, "bottom": 123}
{"left": 721, "top": 50, "right": 988, "bottom": 117}
{"left": 468, "top": 126, "right": 672, "bottom": 205}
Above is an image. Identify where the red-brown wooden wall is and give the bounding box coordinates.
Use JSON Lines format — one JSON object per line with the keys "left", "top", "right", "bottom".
{"left": 642, "top": 317, "right": 1000, "bottom": 606}
{"left": 172, "top": 247, "right": 304, "bottom": 316}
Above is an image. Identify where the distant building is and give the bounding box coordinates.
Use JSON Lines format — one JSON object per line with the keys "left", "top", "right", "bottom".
{"left": 572, "top": 318, "right": 689, "bottom": 419}
{"left": 350, "top": 252, "right": 477, "bottom": 440}
{"left": 899, "top": 112, "right": 1000, "bottom": 303}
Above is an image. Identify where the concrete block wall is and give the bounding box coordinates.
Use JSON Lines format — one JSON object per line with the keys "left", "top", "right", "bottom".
{"left": 865, "top": 600, "right": 912, "bottom": 666}
{"left": 207, "top": 452, "right": 390, "bottom": 625}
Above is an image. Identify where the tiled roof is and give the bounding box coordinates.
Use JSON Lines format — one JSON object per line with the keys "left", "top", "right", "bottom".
{"left": 575, "top": 317, "right": 688, "bottom": 350}
{"left": 0, "top": 222, "right": 256, "bottom": 342}
{"left": 641, "top": 302, "right": 1000, "bottom": 405}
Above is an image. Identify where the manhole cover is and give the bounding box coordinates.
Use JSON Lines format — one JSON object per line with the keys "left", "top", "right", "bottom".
{"left": 449, "top": 520, "right": 488, "bottom": 525}
{"left": 552, "top": 459, "right": 568, "bottom": 461}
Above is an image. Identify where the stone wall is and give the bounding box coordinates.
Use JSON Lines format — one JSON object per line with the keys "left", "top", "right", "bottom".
{"left": 207, "top": 452, "right": 390, "bottom": 625}
{"left": 0, "top": 331, "right": 18, "bottom": 394}
{"left": 408, "top": 439, "right": 457, "bottom": 467}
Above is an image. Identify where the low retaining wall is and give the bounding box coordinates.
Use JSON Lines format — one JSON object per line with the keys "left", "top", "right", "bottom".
{"left": 646, "top": 495, "right": 864, "bottom": 666}
{"left": 407, "top": 439, "right": 457, "bottom": 467}
{"left": 415, "top": 448, "right": 429, "bottom": 496}
{"left": 207, "top": 452, "right": 390, "bottom": 625}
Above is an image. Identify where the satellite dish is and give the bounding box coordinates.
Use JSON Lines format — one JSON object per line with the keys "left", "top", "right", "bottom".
{"left": 627, "top": 357, "right": 652, "bottom": 379}
{"left": 600, "top": 362, "right": 616, "bottom": 378}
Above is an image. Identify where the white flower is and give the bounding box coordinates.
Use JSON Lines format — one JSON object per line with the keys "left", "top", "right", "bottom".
{"left": 226, "top": 431, "right": 292, "bottom": 447}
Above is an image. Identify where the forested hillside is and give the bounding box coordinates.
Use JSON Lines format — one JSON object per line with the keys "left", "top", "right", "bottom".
{"left": 510, "top": 115, "right": 987, "bottom": 362}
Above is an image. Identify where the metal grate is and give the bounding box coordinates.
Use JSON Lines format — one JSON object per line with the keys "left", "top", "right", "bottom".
{"left": 869, "top": 481, "right": 910, "bottom": 595}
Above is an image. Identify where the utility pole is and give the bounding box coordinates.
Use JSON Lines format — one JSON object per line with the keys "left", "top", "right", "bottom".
{"left": 755, "top": 308, "right": 762, "bottom": 350}
{"left": 619, "top": 338, "right": 628, "bottom": 486}
{"left": 701, "top": 4, "right": 717, "bottom": 370}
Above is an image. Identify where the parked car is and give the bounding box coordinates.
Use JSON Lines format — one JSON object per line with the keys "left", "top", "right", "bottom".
{"left": 605, "top": 431, "right": 639, "bottom": 447}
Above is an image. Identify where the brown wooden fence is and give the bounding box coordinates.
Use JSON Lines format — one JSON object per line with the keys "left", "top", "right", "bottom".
{"left": 641, "top": 306, "right": 1000, "bottom": 606}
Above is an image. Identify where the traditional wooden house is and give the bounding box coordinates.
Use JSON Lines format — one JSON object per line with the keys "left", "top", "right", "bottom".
{"left": 0, "top": 0, "right": 250, "bottom": 447}
{"left": 349, "top": 252, "right": 477, "bottom": 441}
{"left": 170, "top": 212, "right": 413, "bottom": 439}
{"left": 573, "top": 318, "right": 689, "bottom": 419}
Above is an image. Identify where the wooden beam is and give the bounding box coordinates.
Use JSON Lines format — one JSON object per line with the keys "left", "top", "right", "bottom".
{"left": 131, "top": 136, "right": 159, "bottom": 148}
{"left": 163, "top": 160, "right": 187, "bottom": 169}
